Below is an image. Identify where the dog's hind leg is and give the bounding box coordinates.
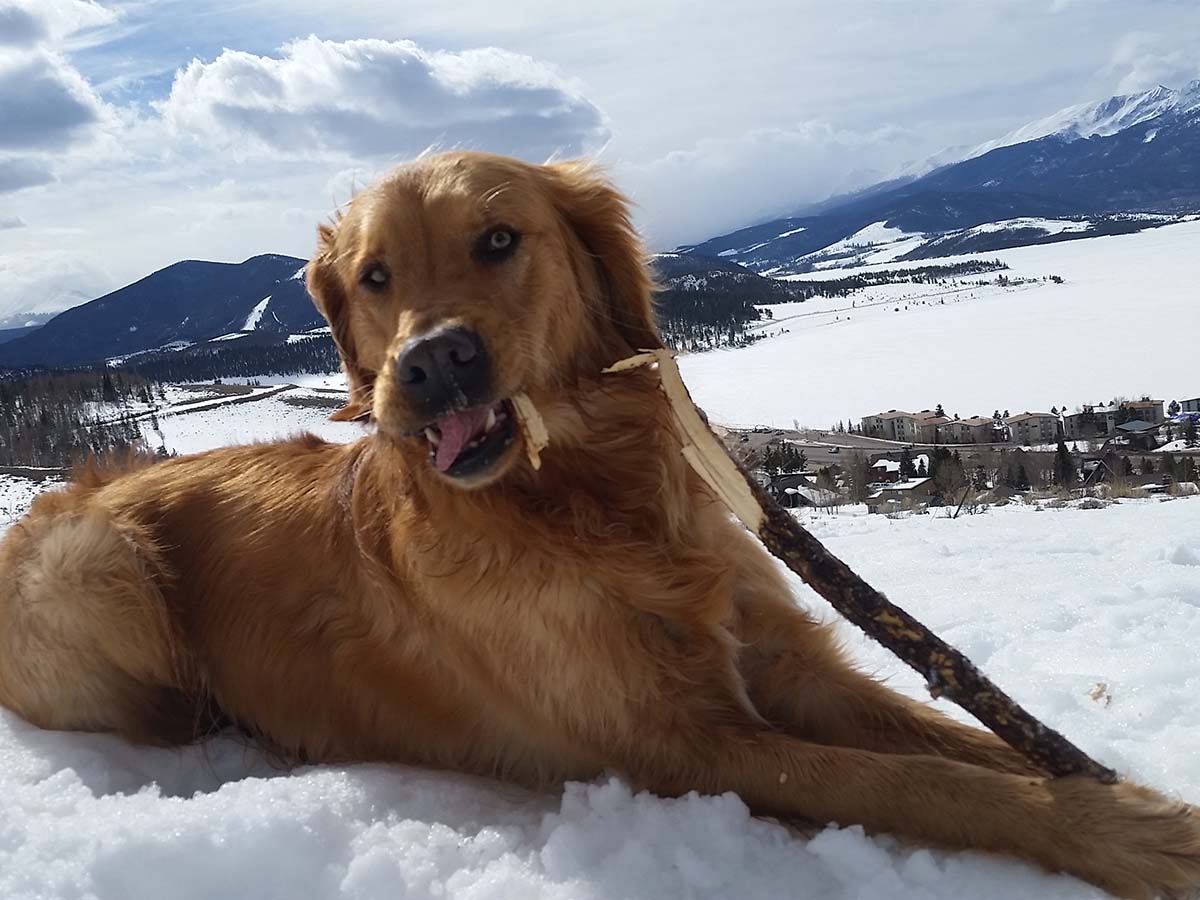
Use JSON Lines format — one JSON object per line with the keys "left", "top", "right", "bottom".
{"left": 0, "top": 500, "right": 196, "bottom": 744}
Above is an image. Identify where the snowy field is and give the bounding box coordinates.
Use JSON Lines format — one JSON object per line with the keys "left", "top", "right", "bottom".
{"left": 146, "top": 383, "right": 369, "bottom": 455}
{"left": 2, "top": 454, "right": 1198, "bottom": 898}
{"left": 680, "top": 219, "right": 1200, "bottom": 429}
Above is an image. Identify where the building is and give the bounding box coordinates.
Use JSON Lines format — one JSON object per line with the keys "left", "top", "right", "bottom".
{"left": 861, "top": 409, "right": 949, "bottom": 443}
{"left": 1122, "top": 400, "right": 1165, "bottom": 425}
{"left": 1063, "top": 407, "right": 1110, "bottom": 441}
{"left": 1066, "top": 400, "right": 1165, "bottom": 439}
{"left": 1005, "top": 412, "right": 1060, "bottom": 446}
{"left": 1179, "top": 397, "right": 1200, "bottom": 414}
{"left": 870, "top": 453, "right": 930, "bottom": 484}
{"left": 940, "top": 416, "right": 1004, "bottom": 444}
{"left": 1115, "top": 419, "right": 1161, "bottom": 451}
{"left": 865, "top": 477, "right": 934, "bottom": 514}
{"left": 861, "top": 410, "right": 910, "bottom": 441}
{"left": 912, "top": 412, "right": 951, "bottom": 443}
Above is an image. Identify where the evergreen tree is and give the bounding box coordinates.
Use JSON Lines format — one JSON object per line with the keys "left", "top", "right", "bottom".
{"left": 1121, "top": 457, "right": 1134, "bottom": 476}
{"left": 934, "top": 403, "right": 945, "bottom": 418}
{"left": 1052, "top": 439, "right": 1076, "bottom": 488}
{"left": 1181, "top": 456, "right": 1197, "bottom": 484}
{"left": 1185, "top": 421, "right": 1198, "bottom": 448}
{"left": 898, "top": 448, "right": 915, "bottom": 480}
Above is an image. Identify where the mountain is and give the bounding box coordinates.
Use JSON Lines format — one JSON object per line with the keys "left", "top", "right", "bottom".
{"left": 685, "top": 79, "right": 1200, "bottom": 275}
{"left": 0, "top": 254, "right": 320, "bottom": 368}
{"left": 967, "top": 81, "right": 1199, "bottom": 160}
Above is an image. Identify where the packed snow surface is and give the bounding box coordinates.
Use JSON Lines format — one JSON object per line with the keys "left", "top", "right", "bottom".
{"left": 1, "top": 459, "right": 1198, "bottom": 899}
{"left": 682, "top": 219, "right": 1200, "bottom": 428}
{"left": 242, "top": 295, "right": 272, "bottom": 330}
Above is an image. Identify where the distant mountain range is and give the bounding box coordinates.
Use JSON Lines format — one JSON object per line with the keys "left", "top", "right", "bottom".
{"left": 0, "top": 255, "right": 320, "bottom": 368}
{"left": 5, "top": 78, "right": 1199, "bottom": 368}
{"left": 0, "top": 251, "right": 797, "bottom": 367}
{"left": 682, "top": 79, "right": 1200, "bottom": 274}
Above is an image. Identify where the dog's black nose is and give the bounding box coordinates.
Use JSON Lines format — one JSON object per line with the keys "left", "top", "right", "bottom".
{"left": 395, "top": 326, "right": 491, "bottom": 416}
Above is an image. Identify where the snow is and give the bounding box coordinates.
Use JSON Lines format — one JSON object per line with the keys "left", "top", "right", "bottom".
{"left": 965, "top": 84, "right": 1183, "bottom": 160}
{"left": 1, "top": 475, "right": 1198, "bottom": 898}
{"left": 242, "top": 295, "right": 272, "bottom": 330}
{"left": 775, "top": 225, "right": 807, "bottom": 239}
{"left": 967, "top": 217, "right": 1093, "bottom": 236}
{"left": 145, "top": 386, "right": 368, "bottom": 454}
{"left": 682, "top": 219, "right": 1200, "bottom": 429}
{"left": 798, "top": 221, "right": 926, "bottom": 269}
{"left": 208, "top": 332, "right": 247, "bottom": 342}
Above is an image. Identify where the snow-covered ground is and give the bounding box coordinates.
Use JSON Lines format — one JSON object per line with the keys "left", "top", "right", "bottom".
{"left": 681, "top": 219, "right": 1200, "bottom": 428}
{"left": 2, "top": 219, "right": 1199, "bottom": 898}
{"left": 145, "top": 385, "right": 368, "bottom": 455}
{"left": 1, "top": 487, "right": 1197, "bottom": 899}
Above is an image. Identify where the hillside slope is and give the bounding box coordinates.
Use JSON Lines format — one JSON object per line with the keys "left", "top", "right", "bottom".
{"left": 679, "top": 219, "right": 1200, "bottom": 429}
{"left": 0, "top": 255, "right": 316, "bottom": 368}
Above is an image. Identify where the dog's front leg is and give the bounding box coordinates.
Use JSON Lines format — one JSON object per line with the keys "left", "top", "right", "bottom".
{"left": 625, "top": 726, "right": 1200, "bottom": 900}
{"left": 729, "top": 538, "right": 1040, "bottom": 775}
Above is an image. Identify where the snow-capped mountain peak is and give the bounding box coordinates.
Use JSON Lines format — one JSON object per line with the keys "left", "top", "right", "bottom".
{"left": 971, "top": 84, "right": 1181, "bottom": 158}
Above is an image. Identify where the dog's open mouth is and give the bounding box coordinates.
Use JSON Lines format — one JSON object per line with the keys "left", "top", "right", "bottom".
{"left": 422, "top": 399, "right": 517, "bottom": 479}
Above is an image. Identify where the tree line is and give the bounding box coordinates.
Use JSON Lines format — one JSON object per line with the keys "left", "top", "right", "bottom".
{"left": 0, "top": 369, "right": 163, "bottom": 467}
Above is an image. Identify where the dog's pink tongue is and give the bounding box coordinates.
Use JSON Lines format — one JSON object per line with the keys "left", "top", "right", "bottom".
{"left": 434, "top": 407, "right": 490, "bottom": 472}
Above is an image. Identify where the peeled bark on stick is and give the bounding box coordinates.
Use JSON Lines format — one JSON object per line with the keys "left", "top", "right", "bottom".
{"left": 603, "top": 350, "right": 1118, "bottom": 784}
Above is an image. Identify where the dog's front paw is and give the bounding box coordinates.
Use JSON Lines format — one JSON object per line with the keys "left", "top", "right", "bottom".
{"left": 1045, "top": 778, "right": 1200, "bottom": 900}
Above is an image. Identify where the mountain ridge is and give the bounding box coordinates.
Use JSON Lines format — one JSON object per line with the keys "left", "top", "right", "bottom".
{"left": 682, "top": 78, "right": 1200, "bottom": 274}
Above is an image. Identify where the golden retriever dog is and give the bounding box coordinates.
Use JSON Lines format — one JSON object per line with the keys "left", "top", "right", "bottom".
{"left": 1, "top": 151, "right": 1197, "bottom": 899}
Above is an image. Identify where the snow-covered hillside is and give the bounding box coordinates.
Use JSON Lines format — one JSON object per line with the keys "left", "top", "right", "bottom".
{"left": 965, "top": 79, "right": 1200, "bottom": 162}
{"left": 680, "top": 218, "right": 1200, "bottom": 428}
{"left": 1, "top": 483, "right": 1197, "bottom": 899}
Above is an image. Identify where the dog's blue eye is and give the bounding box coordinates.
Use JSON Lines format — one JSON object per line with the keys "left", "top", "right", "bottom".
{"left": 476, "top": 226, "right": 520, "bottom": 262}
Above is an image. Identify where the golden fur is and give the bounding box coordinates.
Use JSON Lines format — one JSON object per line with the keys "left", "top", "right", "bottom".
{"left": 1, "top": 152, "right": 1197, "bottom": 898}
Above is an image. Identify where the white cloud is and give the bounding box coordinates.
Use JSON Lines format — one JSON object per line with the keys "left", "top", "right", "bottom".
{"left": 0, "top": 157, "right": 55, "bottom": 193}
{"left": 0, "top": 0, "right": 117, "bottom": 47}
{"left": 157, "top": 36, "right": 610, "bottom": 163}
{"left": 0, "top": 49, "right": 107, "bottom": 150}
{"left": 0, "top": 249, "right": 115, "bottom": 316}
{"left": 623, "top": 123, "right": 922, "bottom": 247}
{"left": 0, "top": 215, "right": 28, "bottom": 229}
{"left": 1106, "top": 32, "right": 1200, "bottom": 95}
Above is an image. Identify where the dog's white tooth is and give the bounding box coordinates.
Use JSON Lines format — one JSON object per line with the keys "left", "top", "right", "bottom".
{"left": 486, "top": 408, "right": 497, "bottom": 431}
{"left": 424, "top": 427, "right": 441, "bottom": 446}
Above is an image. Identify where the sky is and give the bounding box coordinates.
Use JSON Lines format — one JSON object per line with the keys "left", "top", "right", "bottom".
{"left": 0, "top": 0, "right": 1198, "bottom": 320}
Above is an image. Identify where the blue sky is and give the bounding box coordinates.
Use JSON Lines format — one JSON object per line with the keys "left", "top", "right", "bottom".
{"left": 1, "top": 0, "right": 1198, "bottom": 319}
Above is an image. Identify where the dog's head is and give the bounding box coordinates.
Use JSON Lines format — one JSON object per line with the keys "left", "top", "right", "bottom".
{"left": 306, "top": 152, "right": 663, "bottom": 488}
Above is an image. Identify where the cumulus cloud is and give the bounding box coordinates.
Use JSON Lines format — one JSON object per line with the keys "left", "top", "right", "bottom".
{"left": 157, "top": 37, "right": 610, "bottom": 163}
{"left": 0, "top": 249, "right": 114, "bottom": 316}
{"left": 0, "top": 0, "right": 116, "bottom": 47}
{"left": 1106, "top": 32, "right": 1200, "bottom": 95}
{"left": 0, "top": 4, "right": 46, "bottom": 45}
{"left": 0, "top": 49, "right": 106, "bottom": 150}
{"left": 0, "top": 215, "right": 28, "bottom": 229}
{"left": 624, "top": 122, "right": 922, "bottom": 248}
{"left": 0, "top": 156, "right": 55, "bottom": 192}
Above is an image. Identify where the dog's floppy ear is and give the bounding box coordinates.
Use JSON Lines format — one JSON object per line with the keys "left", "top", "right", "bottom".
{"left": 306, "top": 223, "right": 375, "bottom": 422}
{"left": 543, "top": 161, "right": 665, "bottom": 354}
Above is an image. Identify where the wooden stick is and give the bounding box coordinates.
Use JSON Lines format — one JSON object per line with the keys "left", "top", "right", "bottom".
{"left": 605, "top": 350, "right": 1118, "bottom": 784}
